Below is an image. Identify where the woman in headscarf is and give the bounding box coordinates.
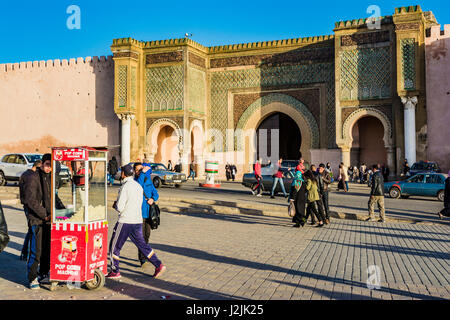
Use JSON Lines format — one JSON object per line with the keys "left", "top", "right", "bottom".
{"left": 289, "top": 168, "right": 307, "bottom": 228}
{"left": 438, "top": 171, "right": 450, "bottom": 219}
{"left": 304, "top": 170, "right": 325, "bottom": 227}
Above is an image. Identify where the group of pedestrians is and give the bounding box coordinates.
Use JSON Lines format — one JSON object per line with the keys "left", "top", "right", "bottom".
{"left": 289, "top": 162, "right": 332, "bottom": 228}
{"left": 225, "top": 163, "right": 237, "bottom": 181}
{"left": 167, "top": 159, "right": 183, "bottom": 173}
{"left": 250, "top": 157, "right": 331, "bottom": 227}
{"left": 107, "top": 162, "right": 166, "bottom": 279}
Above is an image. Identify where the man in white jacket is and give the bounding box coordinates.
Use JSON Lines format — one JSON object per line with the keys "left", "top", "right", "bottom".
{"left": 107, "top": 164, "right": 166, "bottom": 279}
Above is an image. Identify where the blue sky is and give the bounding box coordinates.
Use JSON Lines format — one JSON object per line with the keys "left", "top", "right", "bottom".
{"left": 0, "top": 0, "right": 449, "bottom": 63}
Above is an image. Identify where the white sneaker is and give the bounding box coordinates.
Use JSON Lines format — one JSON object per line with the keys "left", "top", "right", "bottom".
{"left": 251, "top": 190, "right": 256, "bottom": 195}
{"left": 29, "top": 278, "right": 40, "bottom": 290}
{"left": 256, "top": 194, "right": 262, "bottom": 197}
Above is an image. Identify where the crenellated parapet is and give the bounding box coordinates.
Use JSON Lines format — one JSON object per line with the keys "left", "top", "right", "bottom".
{"left": 395, "top": 5, "right": 422, "bottom": 14}
{"left": 0, "top": 56, "right": 113, "bottom": 72}
{"left": 112, "top": 34, "right": 335, "bottom": 55}
{"left": 334, "top": 16, "right": 393, "bottom": 30}
{"left": 426, "top": 24, "right": 450, "bottom": 42}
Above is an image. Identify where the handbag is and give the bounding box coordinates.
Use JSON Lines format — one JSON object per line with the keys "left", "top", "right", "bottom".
{"left": 143, "top": 191, "right": 160, "bottom": 230}
{"left": 288, "top": 200, "right": 296, "bottom": 217}
{"left": 149, "top": 203, "right": 160, "bottom": 230}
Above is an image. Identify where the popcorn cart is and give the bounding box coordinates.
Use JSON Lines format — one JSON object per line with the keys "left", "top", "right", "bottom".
{"left": 49, "top": 147, "right": 108, "bottom": 290}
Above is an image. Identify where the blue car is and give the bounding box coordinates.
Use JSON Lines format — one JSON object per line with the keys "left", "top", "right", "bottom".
{"left": 408, "top": 161, "right": 441, "bottom": 176}
{"left": 384, "top": 172, "right": 447, "bottom": 201}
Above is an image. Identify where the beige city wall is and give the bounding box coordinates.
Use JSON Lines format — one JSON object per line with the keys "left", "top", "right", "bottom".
{"left": 425, "top": 25, "right": 450, "bottom": 173}
{"left": 0, "top": 56, "right": 119, "bottom": 160}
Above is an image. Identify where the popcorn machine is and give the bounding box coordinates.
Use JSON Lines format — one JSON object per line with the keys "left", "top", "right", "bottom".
{"left": 49, "top": 147, "right": 108, "bottom": 290}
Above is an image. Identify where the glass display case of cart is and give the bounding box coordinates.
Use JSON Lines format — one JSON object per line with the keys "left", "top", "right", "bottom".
{"left": 52, "top": 147, "right": 108, "bottom": 224}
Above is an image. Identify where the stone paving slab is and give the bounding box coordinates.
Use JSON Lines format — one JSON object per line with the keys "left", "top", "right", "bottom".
{"left": 0, "top": 202, "right": 449, "bottom": 300}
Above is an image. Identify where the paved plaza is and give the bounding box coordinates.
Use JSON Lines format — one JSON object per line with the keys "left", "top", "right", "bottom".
{"left": 0, "top": 184, "right": 449, "bottom": 300}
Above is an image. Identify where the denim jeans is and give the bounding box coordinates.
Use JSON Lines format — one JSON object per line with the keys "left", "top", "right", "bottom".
{"left": 271, "top": 177, "right": 287, "bottom": 196}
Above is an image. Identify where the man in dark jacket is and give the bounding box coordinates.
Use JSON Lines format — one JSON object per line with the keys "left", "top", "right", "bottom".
{"left": 0, "top": 201, "right": 9, "bottom": 253}
{"left": 19, "top": 160, "right": 41, "bottom": 260}
{"left": 23, "top": 153, "right": 65, "bottom": 289}
{"left": 318, "top": 163, "right": 332, "bottom": 224}
{"left": 367, "top": 164, "right": 385, "bottom": 223}
{"left": 438, "top": 171, "right": 450, "bottom": 219}
{"left": 108, "top": 156, "right": 119, "bottom": 186}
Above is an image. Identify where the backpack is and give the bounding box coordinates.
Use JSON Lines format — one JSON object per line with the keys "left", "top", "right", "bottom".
{"left": 143, "top": 188, "right": 160, "bottom": 230}
{"left": 149, "top": 203, "right": 160, "bottom": 230}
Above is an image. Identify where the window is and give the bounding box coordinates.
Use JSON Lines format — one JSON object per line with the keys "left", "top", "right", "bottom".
{"left": 16, "top": 155, "right": 26, "bottom": 165}
{"left": 426, "top": 175, "right": 444, "bottom": 184}
{"left": 409, "top": 174, "right": 424, "bottom": 183}
{"left": 411, "top": 163, "right": 422, "bottom": 170}
{"left": 7, "top": 155, "right": 17, "bottom": 164}
{"left": 1, "top": 155, "right": 10, "bottom": 162}
{"left": 25, "top": 154, "right": 42, "bottom": 163}
{"left": 152, "top": 164, "right": 167, "bottom": 171}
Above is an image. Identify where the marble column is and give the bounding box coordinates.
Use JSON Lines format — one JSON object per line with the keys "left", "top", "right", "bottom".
{"left": 118, "top": 113, "right": 135, "bottom": 166}
{"left": 340, "top": 145, "right": 351, "bottom": 168}
{"left": 401, "top": 96, "right": 418, "bottom": 165}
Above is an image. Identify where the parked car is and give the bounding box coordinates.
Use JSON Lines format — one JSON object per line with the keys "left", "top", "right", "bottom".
{"left": 384, "top": 172, "right": 447, "bottom": 201}
{"left": 124, "top": 162, "right": 187, "bottom": 188}
{"left": 408, "top": 161, "right": 441, "bottom": 176}
{"left": 242, "top": 168, "right": 294, "bottom": 195}
{"left": 281, "top": 160, "right": 299, "bottom": 170}
{"left": 149, "top": 163, "right": 187, "bottom": 188}
{"left": 0, "top": 153, "right": 70, "bottom": 186}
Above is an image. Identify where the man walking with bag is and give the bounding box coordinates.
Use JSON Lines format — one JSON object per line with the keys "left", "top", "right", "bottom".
{"left": 318, "top": 163, "right": 332, "bottom": 224}
{"left": 133, "top": 162, "right": 160, "bottom": 268}
{"left": 367, "top": 164, "right": 386, "bottom": 223}
{"left": 107, "top": 164, "right": 166, "bottom": 279}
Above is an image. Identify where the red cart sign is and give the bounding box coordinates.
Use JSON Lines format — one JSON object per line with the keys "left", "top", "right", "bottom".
{"left": 50, "top": 222, "right": 108, "bottom": 282}
{"left": 53, "top": 148, "right": 87, "bottom": 161}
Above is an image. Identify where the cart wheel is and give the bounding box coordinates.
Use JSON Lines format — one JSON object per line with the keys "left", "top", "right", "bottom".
{"left": 50, "top": 281, "right": 58, "bottom": 292}
{"left": 85, "top": 269, "right": 105, "bottom": 290}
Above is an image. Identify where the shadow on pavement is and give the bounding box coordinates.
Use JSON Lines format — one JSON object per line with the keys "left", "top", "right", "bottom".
{"left": 1, "top": 205, "right": 24, "bottom": 213}
{"left": 104, "top": 268, "right": 244, "bottom": 300}
{"left": 164, "top": 209, "right": 292, "bottom": 228}
{"left": 310, "top": 238, "right": 450, "bottom": 261}
{"left": 0, "top": 250, "right": 28, "bottom": 287}
{"left": 270, "top": 279, "right": 443, "bottom": 300}
{"left": 351, "top": 223, "right": 450, "bottom": 236}
{"left": 321, "top": 225, "right": 450, "bottom": 243}
{"left": 149, "top": 243, "right": 439, "bottom": 300}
